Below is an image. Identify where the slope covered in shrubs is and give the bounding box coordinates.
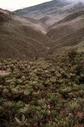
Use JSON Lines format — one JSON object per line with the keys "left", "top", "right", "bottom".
{"left": 0, "top": 50, "right": 84, "bottom": 127}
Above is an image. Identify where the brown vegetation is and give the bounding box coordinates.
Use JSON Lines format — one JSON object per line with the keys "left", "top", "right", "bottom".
{"left": 0, "top": 50, "right": 84, "bottom": 127}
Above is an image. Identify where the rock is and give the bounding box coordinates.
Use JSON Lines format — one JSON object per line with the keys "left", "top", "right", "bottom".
{"left": 0, "top": 9, "right": 10, "bottom": 22}
{"left": 0, "top": 70, "right": 10, "bottom": 77}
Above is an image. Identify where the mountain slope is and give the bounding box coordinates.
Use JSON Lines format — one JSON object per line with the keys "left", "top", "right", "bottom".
{"left": 0, "top": 9, "right": 51, "bottom": 59}
{"left": 15, "top": 0, "right": 69, "bottom": 26}
{"left": 47, "top": 11, "right": 84, "bottom": 55}
{"left": 15, "top": 0, "right": 68, "bottom": 18}
{"left": 0, "top": 1, "right": 84, "bottom": 59}
{"left": 15, "top": 1, "right": 84, "bottom": 27}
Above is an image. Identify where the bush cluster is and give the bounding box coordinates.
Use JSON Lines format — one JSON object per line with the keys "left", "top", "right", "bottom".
{"left": 0, "top": 50, "right": 84, "bottom": 127}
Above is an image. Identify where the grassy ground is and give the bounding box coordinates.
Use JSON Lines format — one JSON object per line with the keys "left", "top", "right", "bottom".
{"left": 0, "top": 50, "right": 84, "bottom": 127}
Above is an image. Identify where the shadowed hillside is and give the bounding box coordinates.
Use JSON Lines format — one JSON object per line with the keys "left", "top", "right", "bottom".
{"left": 47, "top": 11, "right": 84, "bottom": 55}
{"left": 14, "top": 0, "right": 84, "bottom": 57}
{"left": 0, "top": 8, "right": 84, "bottom": 59}
{"left": 0, "top": 9, "right": 51, "bottom": 59}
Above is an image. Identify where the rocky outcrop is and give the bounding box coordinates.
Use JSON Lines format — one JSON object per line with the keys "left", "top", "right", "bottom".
{"left": 0, "top": 9, "right": 11, "bottom": 22}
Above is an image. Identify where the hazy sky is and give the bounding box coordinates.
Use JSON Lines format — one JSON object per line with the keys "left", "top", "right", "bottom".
{"left": 0, "top": 0, "right": 84, "bottom": 11}
{"left": 0, "top": 0, "right": 52, "bottom": 11}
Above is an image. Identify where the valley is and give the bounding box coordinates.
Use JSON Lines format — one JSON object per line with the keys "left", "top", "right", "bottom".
{"left": 0, "top": 0, "right": 84, "bottom": 127}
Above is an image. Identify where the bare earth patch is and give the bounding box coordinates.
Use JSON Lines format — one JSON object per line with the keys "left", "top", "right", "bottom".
{"left": 0, "top": 70, "right": 10, "bottom": 76}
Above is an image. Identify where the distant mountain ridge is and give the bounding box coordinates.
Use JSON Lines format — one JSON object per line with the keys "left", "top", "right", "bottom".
{"left": 15, "top": 0, "right": 84, "bottom": 27}
{"left": 15, "top": 0, "right": 69, "bottom": 26}
{"left": 15, "top": 0, "right": 68, "bottom": 17}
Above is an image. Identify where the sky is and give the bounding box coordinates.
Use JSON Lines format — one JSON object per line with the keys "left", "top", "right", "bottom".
{"left": 0, "top": 0, "right": 84, "bottom": 11}
{"left": 0, "top": 0, "right": 52, "bottom": 11}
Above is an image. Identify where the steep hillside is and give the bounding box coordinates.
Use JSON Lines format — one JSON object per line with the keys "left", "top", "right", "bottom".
{"left": 0, "top": 9, "right": 51, "bottom": 59}
{"left": 15, "top": 1, "right": 84, "bottom": 27}
{"left": 0, "top": 8, "right": 84, "bottom": 59}
{"left": 15, "top": 0, "right": 68, "bottom": 18}
{"left": 15, "top": 0, "right": 69, "bottom": 26}
{"left": 47, "top": 11, "right": 84, "bottom": 55}
{"left": 54, "top": 10, "right": 84, "bottom": 25}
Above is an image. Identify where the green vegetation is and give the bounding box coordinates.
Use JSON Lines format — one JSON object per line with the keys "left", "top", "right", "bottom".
{"left": 0, "top": 50, "right": 84, "bottom": 127}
